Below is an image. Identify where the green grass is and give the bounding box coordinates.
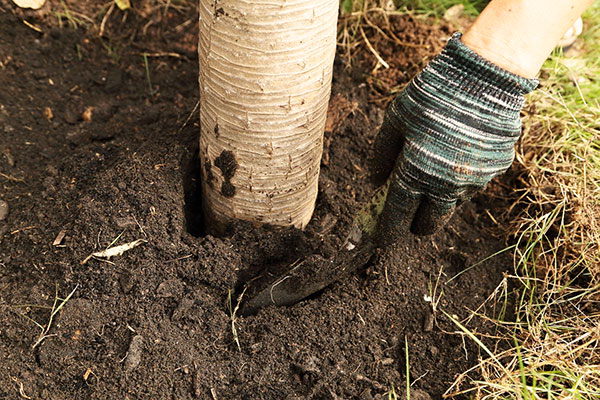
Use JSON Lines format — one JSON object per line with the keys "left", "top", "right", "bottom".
{"left": 405, "top": 336, "right": 410, "bottom": 400}
{"left": 341, "top": 0, "right": 488, "bottom": 16}
{"left": 398, "top": 0, "right": 488, "bottom": 18}
{"left": 143, "top": 53, "right": 154, "bottom": 95}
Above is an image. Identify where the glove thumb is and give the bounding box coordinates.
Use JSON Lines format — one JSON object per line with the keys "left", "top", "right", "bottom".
{"left": 369, "top": 107, "right": 406, "bottom": 186}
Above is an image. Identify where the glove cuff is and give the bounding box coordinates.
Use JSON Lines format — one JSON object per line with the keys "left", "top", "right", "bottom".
{"left": 430, "top": 32, "right": 538, "bottom": 101}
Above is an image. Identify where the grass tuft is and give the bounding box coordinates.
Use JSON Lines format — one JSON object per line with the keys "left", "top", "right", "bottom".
{"left": 444, "top": 3, "right": 600, "bottom": 399}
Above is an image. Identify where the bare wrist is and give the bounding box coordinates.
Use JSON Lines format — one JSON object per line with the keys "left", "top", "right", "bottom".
{"left": 462, "top": 29, "right": 539, "bottom": 79}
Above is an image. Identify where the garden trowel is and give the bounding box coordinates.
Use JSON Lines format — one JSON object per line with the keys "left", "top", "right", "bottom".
{"left": 240, "top": 182, "right": 390, "bottom": 316}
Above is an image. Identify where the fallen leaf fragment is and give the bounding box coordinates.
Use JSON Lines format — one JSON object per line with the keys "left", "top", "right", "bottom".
{"left": 12, "top": 0, "right": 45, "bottom": 10}
{"left": 53, "top": 229, "right": 66, "bottom": 246}
{"left": 44, "top": 107, "right": 53, "bottom": 121}
{"left": 82, "top": 239, "right": 147, "bottom": 264}
{"left": 0, "top": 200, "right": 8, "bottom": 221}
{"left": 82, "top": 106, "right": 93, "bottom": 122}
{"left": 114, "top": 0, "right": 130, "bottom": 11}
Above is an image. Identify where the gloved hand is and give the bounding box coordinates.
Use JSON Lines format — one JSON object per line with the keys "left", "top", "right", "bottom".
{"left": 372, "top": 33, "right": 538, "bottom": 243}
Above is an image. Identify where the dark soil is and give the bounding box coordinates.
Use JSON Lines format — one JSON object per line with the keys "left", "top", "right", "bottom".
{"left": 1, "top": 2, "right": 515, "bottom": 399}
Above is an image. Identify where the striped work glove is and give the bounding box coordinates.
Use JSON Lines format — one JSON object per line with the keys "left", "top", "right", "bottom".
{"left": 373, "top": 33, "right": 538, "bottom": 242}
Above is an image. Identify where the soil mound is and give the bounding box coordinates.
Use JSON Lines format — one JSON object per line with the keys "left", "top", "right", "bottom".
{"left": 1, "top": 7, "right": 512, "bottom": 399}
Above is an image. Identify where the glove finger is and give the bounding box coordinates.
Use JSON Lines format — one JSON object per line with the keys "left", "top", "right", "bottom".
{"left": 375, "top": 178, "right": 422, "bottom": 248}
{"left": 410, "top": 197, "right": 456, "bottom": 236}
{"left": 369, "top": 108, "right": 406, "bottom": 186}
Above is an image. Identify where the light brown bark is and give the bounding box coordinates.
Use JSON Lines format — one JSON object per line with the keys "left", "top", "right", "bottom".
{"left": 198, "top": 0, "right": 338, "bottom": 232}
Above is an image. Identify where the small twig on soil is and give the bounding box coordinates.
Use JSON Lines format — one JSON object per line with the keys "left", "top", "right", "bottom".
{"left": 174, "top": 19, "right": 194, "bottom": 33}
{"left": 177, "top": 100, "right": 200, "bottom": 135}
{"left": 82, "top": 367, "right": 98, "bottom": 385}
{"left": 0, "top": 171, "right": 25, "bottom": 183}
{"left": 22, "top": 20, "right": 43, "bottom": 33}
{"left": 138, "top": 51, "right": 183, "bottom": 59}
{"left": 10, "top": 226, "right": 37, "bottom": 235}
{"left": 99, "top": 2, "right": 115, "bottom": 38}
{"left": 165, "top": 254, "right": 193, "bottom": 263}
{"left": 411, "top": 370, "right": 429, "bottom": 387}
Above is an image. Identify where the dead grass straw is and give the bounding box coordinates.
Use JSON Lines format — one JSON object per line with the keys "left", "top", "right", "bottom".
{"left": 446, "top": 3, "right": 600, "bottom": 399}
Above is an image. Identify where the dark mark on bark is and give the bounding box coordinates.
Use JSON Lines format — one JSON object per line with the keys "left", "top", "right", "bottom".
{"left": 221, "top": 181, "right": 236, "bottom": 197}
{"left": 214, "top": 123, "right": 219, "bottom": 138}
{"left": 214, "top": 150, "right": 237, "bottom": 197}
{"left": 214, "top": 150, "right": 237, "bottom": 180}
{"left": 204, "top": 160, "right": 214, "bottom": 188}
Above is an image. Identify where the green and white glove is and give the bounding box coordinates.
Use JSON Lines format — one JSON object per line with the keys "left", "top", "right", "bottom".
{"left": 372, "top": 32, "right": 538, "bottom": 242}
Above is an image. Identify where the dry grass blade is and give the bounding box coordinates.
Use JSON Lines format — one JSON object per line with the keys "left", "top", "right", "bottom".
{"left": 16, "top": 284, "right": 80, "bottom": 350}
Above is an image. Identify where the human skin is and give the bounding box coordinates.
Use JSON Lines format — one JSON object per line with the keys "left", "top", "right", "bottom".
{"left": 462, "top": 0, "right": 595, "bottom": 79}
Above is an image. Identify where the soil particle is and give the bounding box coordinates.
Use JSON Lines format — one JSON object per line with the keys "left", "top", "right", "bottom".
{"left": 118, "top": 270, "right": 134, "bottom": 293}
{"left": 124, "top": 335, "right": 145, "bottom": 371}
{"left": 156, "top": 278, "right": 185, "bottom": 298}
{"left": 0, "top": 224, "right": 8, "bottom": 242}
{"left": 0, "top": 199, "right": 8, "bottom": 221}
{"left": 104, "top": 69, "right": 123, "bottom": 93}
{"left": 423, "top": 309, "right": 434, "bottom": 332}
{"left": 399, "top": 389, "right": 432, "bottom": 400}
{"left": 172, "top": 295, "right": 195, "bottom": 322}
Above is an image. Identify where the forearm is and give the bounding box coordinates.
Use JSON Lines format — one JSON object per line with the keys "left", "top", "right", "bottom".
{"left": 462, "top": 0, "right": 594, "bottom": 78}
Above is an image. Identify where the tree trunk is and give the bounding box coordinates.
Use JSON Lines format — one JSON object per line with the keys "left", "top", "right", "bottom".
{"left": 198, "top": 0, "right": 338, "bottom": 233}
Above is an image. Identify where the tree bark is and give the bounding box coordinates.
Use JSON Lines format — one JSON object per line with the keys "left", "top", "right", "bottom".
{"left": 198, "top": 0, "right": 338, "bottom": 233}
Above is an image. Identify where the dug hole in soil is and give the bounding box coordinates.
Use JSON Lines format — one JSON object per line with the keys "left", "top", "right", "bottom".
{"left": 1, "top": 3, "right": 514, "bottom": 399}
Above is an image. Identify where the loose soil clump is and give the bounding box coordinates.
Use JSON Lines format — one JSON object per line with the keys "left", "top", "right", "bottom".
{"left": 1, "top": 4, "right": 513, "bottom": 399}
